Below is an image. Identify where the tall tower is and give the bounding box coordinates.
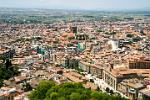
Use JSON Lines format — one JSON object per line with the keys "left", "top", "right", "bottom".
{"left": 109, "top": 21, "right": 113, "bottom": 33}
{"left": 68, "top": 15, "right": 77, "bottom": 34}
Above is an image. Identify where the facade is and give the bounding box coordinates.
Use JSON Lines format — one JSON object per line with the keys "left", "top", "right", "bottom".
{"left": 129, "top": 61, "right": 150, "bottom": 69}
{"left": 108, "top": 40, "right": 119, "bottom": 51}
{"left": 79, "top": 61, "right": 103, "bottom": 79}
{"left": 76, "top": 33, "right": 88, "bottom": 40}
{"left": 140, "top": 87, "right": 150, "bottom": 100}
{"left": 117, "top": 82, "right": 145, "bottom": 100}
{"left": 64, "top": 58, "right": 79, "bottom": 69}
{"left": 103, "top": 70, "right": 117, "bottom": 90}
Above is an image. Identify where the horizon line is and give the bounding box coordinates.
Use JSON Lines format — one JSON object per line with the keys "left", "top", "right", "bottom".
{"left": 0, "top": 7, "right": 150, "bottom": 12}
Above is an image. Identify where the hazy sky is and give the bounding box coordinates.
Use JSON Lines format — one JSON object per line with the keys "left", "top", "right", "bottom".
{"left": 0, "top": 0, "right": 150, "bottom": 10}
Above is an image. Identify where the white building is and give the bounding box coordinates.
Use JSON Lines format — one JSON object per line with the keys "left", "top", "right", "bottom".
{"left": 108, "top": 40, "right": 119, "bottom": 51}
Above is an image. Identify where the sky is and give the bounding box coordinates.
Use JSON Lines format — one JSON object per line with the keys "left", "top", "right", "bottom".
{"left": 0, "top": 0, "right": 150, "bottom": 11}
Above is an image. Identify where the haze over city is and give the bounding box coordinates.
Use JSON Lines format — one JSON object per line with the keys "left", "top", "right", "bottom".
{"left": 0, "top": 0, "right": 150, "bottom": 11}
{"left": 0, "top": 0, "right": 150, "bottom": 100}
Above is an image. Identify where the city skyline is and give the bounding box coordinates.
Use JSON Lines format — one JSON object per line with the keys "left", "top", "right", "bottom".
{"left": 0, "top": 0, "right": 150, "bottom": 11}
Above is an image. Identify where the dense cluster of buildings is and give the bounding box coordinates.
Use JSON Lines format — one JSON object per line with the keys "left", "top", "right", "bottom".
{"left": 0, "top": 16, "right": 150, "bottom": 100}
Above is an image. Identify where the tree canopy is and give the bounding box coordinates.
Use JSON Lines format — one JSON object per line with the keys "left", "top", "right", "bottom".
{"left": 0, "top": 59, "right": 19, "bottom": 87}
{"left": 29, "top": 80, "right": 128, "bottom": 100}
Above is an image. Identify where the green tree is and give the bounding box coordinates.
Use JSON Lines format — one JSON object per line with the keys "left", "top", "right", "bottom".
{"left": 29, "top": 80, "right": 55, "bottom": 100}
{"left": 50, "top": 92, "right": 59, "bottom": 100}
{"left": 45, "top": 85, "right": 59, "bottom": 99}
{"left": 126, "top": 34, "right": 134, "bottom": 38}
{"left": 22, "top": 82, "right": 32, "bottom": 92}
{"left": 106, "top": 87, "right": 110, "bottom": 93}
{"left": 29, "top": 81, "right": 129, "bottom": 100}
{"left": 0, "top": 59, "right": 19, "bottom": 87}
{"left": 110, "top": 90, "right": 114, "bottom": 95}
{"left": 57, "top": 97, "right": 66, "bottom": 100}
{"left": 91, "top": 91, "right": 106, "bottom": 100}
{"left": 70, "top": 92, "right": 81, "bottom": 100}
{"left": 0, "top": 79, "right": 3, "bottom": 87}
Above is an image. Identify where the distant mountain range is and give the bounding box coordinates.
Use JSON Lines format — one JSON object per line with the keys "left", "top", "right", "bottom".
{"left": 0, "top": 7, "right": 150, "bottom": 15}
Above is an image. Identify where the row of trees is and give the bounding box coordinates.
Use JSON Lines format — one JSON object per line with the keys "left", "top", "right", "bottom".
{"left": 29, "top": 80, "right": 128, "bottom": 100}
